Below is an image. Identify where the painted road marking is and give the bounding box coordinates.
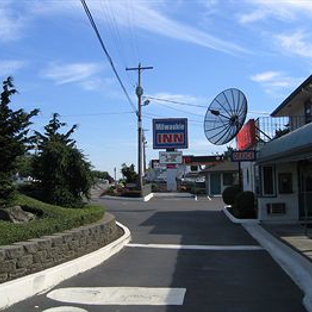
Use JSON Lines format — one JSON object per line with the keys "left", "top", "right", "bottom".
{"left": 47, "top": 287, "right": 186, "bottom": 306}
{"left": 126, "top": 243, "right": 264, "bottom": 251}
{"left": 42, "top": 307, "right": 88, "bottom": 312}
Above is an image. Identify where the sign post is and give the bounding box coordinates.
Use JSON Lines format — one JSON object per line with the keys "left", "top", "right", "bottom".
{"left": 153, "top": 118, "right": 188, "bottom": 191}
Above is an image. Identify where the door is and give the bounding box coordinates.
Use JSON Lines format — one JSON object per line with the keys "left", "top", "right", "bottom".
{"left": 298, "top": 161, "right": 312, "bottom": 219}
{"left": 210, "top": 173, "right": 221, "bottom": 195}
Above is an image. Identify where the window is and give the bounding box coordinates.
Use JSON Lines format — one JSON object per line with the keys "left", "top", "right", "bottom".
{"left": 262, "top": 166, "right": 276, "bottom": 196}
{"left": 278, "top": 173, "right": 293, "bottom": 194}
{"left": 305, "top": 101, "right": 312, "bottom": 124}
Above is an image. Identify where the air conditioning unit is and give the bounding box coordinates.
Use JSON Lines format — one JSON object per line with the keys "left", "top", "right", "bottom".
{"left": 267, "top": 203, "right": 286, "bottom": 214}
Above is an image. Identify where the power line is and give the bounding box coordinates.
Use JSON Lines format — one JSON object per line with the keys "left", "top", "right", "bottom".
{"left": 61, "top": 111, "right": 134, "bottom": 118}
{"left": 145, "top": 95, "right": 270, "bottom": 115}
{"left": 152, "top": 101, "right": 204, "bottom": 117}
{"left": 145, "top": 95, "right": 207, "bottom": 108}
{"left": 80, "top": 0, "right": 137, "bottom": 116}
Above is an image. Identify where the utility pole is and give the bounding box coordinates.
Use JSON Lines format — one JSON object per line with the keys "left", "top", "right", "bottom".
{"left": 142, "top": 129, "right": 148, "bottom": 175}
{"left": 126, "top": 63, "right": 153, "bottom": 190}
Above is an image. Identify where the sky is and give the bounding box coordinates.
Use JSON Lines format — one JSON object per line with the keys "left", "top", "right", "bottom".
{"left": 1, "top": 0, "right": 312, "bottom": 178}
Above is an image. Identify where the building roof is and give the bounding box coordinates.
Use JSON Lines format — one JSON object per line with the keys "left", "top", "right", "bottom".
{"left": 257, "top": 121, "right": 312, "bottom": 164}
{"left": 199, "top": 161, "right": 239, "bottom": 174}
{"left": 271, "top": 75, "right": 312, "bottom": 117}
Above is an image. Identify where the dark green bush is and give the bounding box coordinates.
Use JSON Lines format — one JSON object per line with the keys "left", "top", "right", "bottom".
{"left": 222, "top": 185, "right": 241, "bottom": 205}
{"left": 0, "top": 194, "right": 105, "bottom": 246}
{"left": 233, "top": 191, "right": 256, "bottom": 219}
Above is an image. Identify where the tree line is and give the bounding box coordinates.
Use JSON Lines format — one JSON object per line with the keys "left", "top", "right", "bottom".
{"left": 0, "top": 77, "right": 112, "bottom": 208}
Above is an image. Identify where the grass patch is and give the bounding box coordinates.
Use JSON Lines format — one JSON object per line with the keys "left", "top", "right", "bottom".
{"left": 0, "top": 194, "right": 105, "bottom": 246}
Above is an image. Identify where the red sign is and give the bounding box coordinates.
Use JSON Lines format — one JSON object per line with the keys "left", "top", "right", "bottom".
{"left": 236, "top": 119, "right": 257, "bottom": 150}
{"left": 166, "top": 164, "right": 178, "bottom": 169}
{"left": 157, "top": 133, "right": 184, "bottom": 144}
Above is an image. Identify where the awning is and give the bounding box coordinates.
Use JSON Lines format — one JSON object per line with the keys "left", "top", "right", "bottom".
{"left": 199, "top": 161, "right": 239, "bottom": 175}
{"left": 257, "top": 122, "right": 312, "bottom": 164}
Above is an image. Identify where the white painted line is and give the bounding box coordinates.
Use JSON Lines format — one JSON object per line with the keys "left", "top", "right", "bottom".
{"left": 47, "top": 287, "right": 186, "bottom": 306}
{"left": 126, "top": 243, "right": 263, "bottom": 251}
{"left": 42, "top": 307, "right": 88, "bottom": 312}
{"left": 0, "top": 221, "right": 131, "bottom": 311}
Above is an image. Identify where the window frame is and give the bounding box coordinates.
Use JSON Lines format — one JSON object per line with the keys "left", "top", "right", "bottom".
{"left": 261, "top": 165, "right": 276, "bottom": 197}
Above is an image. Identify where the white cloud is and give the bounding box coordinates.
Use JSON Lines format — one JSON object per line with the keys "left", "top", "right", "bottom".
{"left": 250, "top": 71, "right": 303, "bottom": 96}
{"left": 239, "top": 0, "right": 312, "bottom": 24}
{"left": 250, "top": 71, "right": 282, "bottom": 83}
{"left": 275, "top": 30, "right": 312, "bottom": 58}
{"left": 0, "top": 0, "right": 248, "bottom": 55}
{"left": 95, "top": 1, "right": 248, "bottom": 55}
{"left": 0, "top": 60, "right": 26, "bottom": 75}
{"left": 41, "top": 62, "right": 102, "bottom": 88}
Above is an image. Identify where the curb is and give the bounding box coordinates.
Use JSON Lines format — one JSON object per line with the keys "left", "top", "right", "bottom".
{"left": 101, "top": 194, "right": 154, "bottom": 202}
{"left": 222, "top": 206, "right": 312, "bottom": 312}
{"left": 101, "top": 192, "right": 196, "bottom": 201}
{"left": 244, "top": 224, "right": 312, "bottom": 312}
{"left": 0, "top": 221, "right": 131, "bottom": 311}
{"left": 222, "top": 206, "right": 259, "bottom": 224}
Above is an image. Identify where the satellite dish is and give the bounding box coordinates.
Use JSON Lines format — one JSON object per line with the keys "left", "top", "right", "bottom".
{"left": 204, "top": 88, "right": 247, "bottom": 145}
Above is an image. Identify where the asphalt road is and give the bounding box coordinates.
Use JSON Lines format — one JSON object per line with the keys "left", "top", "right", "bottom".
{"left": 5, "top": 196, "right": 305, "bottom": 312}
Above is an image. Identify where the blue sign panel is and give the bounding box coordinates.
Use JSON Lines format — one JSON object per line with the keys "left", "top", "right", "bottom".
{"left": 153, "top": 118, "right": 188, "bottom": 149}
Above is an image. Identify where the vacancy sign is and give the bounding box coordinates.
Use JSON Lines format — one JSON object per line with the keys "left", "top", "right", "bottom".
{"left": 153, "top": 118, "right": 188, "bottom": 149}
{"left": 159, "top": 151, "right": 183, "bottom": 164}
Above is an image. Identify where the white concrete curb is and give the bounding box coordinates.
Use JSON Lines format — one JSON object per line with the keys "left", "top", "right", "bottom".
{"left": 153, "top": 192, "right": 195, "bottom": 199}
{"left": 102, "top": 193, "right": 154, "bottom": 202}
{"left": 222, "top": 206, "right": 259, "bottom": 224}
{"left": 0, "top": 221, "right": 131, "bottom": 311}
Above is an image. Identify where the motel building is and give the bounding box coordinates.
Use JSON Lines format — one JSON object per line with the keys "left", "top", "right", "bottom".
{"left": 239, "top": 74, "right": 312, "bottom": 223}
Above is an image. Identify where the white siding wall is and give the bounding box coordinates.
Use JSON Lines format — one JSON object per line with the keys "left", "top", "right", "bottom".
{"left": 258, "top": 162, "right": 299, "bottom": 223}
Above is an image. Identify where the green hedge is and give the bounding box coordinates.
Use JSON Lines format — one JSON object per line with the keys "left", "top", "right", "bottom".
{"left": 233, "top": 191, "right": 256, "bottom": 219}
{"left": 222, "top": 185, "right": 241, "bottom": 205}
{"left": 0, "top": 194, "right": 105, "bottom": 246}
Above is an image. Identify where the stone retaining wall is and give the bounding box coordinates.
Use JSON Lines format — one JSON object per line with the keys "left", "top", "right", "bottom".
{"left": 0, "top": 213, "right": 120, "bottom": 284}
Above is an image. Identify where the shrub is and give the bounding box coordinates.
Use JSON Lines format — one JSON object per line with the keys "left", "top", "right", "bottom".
{"left": 233, "top": 191, "right": 256, "bottom": 219}
{"left": 0, "top": 194, "right": 105, "bottom": 246}
{"left": 222, "top": 185, "right": 241, "bottom": 205}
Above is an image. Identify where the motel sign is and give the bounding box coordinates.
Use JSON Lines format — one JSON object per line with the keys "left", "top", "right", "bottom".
{"left": 153, "top": 118, "right": 188, "bottom": 149}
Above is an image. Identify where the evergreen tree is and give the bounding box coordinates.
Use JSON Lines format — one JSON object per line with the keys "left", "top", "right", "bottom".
{"left": 33, "top": 113, "right": 93, "bottom": 207}
{"left": 0, "top": 77, "right": 38, "bottom": 207}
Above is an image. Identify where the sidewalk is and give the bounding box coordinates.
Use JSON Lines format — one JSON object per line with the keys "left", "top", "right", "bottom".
{"left": 223, "top": 207, "right": 312, "bottom": 312}
{"left": 263, "top": 224, "right": 312, "bottom": 262}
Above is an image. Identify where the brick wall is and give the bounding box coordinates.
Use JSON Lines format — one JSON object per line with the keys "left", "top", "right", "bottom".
{"left": 0, "top": 213, "right": 121, "bottom": 283}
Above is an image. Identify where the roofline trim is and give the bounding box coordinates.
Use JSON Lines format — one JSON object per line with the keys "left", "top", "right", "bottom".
{"left": 271, "top": 74, "right": 312, "bottom": 117}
